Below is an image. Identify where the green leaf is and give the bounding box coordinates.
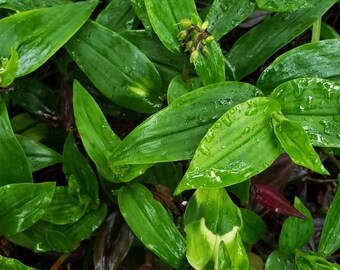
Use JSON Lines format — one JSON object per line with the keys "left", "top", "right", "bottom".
{"left": 227, "top": 180, "right": 251, "bottom": 202}
{"left": 118, "top": 183, "right": 187, "bottom": 269}
{"left": 278, "top": 197, "right": 314, "bottom": 254}
{"left": 272, "top": 113, "right": 329, "bottom": 175}
{"left": 265, "top": 250, "right": 297, "bottom": 270}
{"left": 73, "top": 80, "right": 151, "bottom": 182}
{"left": 8, "top": 204, "right": 107, "bottom": 252}
{"left": 0, "top": 97, "right": 32, "bottom": 185}
{"left": 0, "top": 0, "right": 71, "bottom": 11}
{"left": 0, "top": 182, "right": 55, "bottom": 236}
{"left": 295, "top": 251, "right": 340, "bottom": 270}
{"left": 175, "top": 97, "right": 282, "bottom": 194}
{"left": 16, "top": 134, "right": 62, "bottom": 173}
{"left": 270, "top": 78, "right": 340, "bottom": 148}
{"left": 129, "top": 0, "right": 152, "bottom": 33}
{"left": 184, "top": 188, "right": 248, "bottom": 269}
{"left": 109, "top": 82, "right": 262, "bottom": 166}
{"left": 258, "top": 39, "right": 340, "bottom": 93}
{"left": 227, "top": 0, "right": 337, "bottom": 80}
{"left": 321, "top": 23, "right": 340, "bottom": 40}
{"left": 256, "top": 0, "right": 313, "bottom": 12}
{"left": 66, "top": 21, "right": 163, "bottom": 114}
{"left": 0, "top": 255, "right": 37, "bottom": 270}
{"left": 144, "top": 0, "right": 201, "bottom": 53}
{"left": 318, "top": 178, "right": 340, "bottom": 257}
{"left": 63, "top": 133, "right": 99, "bottom": 208}
{"left": 0, "top": 47, "right": 18, "bottom": 87}
{"left": 167, "top": 75, "right": 203, "bottom": 104}
{"left": 96, "top": 0, "right": 134, "bottom": 32}
{"left": 0, "top": 1, "right": 97, "bottom": 77}
{"left": 240, "top": 208, "right": 266, "bottom": 245}
{"left": 194, "top": 40, "right": 225, "bottom": 85}
{"left": 206, "top": 0, "right": 255, "bottom": 40}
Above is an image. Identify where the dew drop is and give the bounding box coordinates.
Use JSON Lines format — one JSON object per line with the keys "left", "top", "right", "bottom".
{"left": 306, "top": 96, "right": 313, "bottom": 104}
{"left": 221, "top": 115, "right": 232, "bottom": 126}
{"left": 198, "top": 144, "right": 211, "bottom": 155}
{"left": 243, "top": 127, "right": 250, "bottom": 134}
{"left": 204, "top": 131, "right": 215, "bottom": 143}
{"left": 245, "top": 103, "right": 258, "bottom": 116}
{"left": 219, "top": 98, "right": 232, "bottom": 105}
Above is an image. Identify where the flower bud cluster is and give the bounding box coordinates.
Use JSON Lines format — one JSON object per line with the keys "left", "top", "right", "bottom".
{"left": 177, "top": 19, "right": 214, "bottom": 63}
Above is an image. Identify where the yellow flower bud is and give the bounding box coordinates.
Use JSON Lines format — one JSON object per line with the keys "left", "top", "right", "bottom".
{"left": 180, "top": 19, "right": 192, "bottom": 28}
{"left": 190, "top": 50, "right": 199, "bottom": 63}
{"left": 177, "top": 30, "right": 187, "bottom": 41}
{"left": 205, "top": 35, "right": 214, "bottom": 43}
{"left": 201, "top": 21, "right": 209, "bottom": 30}
{"left": 185, "top": 41, "right": 194, "bottom": 52}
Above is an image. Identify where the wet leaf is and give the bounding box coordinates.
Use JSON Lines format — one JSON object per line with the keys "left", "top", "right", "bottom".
{"left": 167, "top": 75, "right": 203, "bottom": 104}
{"left": 0, "top": 182, "right": 55, "bottom": 236}
{"left": 0, "top": 47, "right": 18, "bottom": 87}
{"left": 0, "top": 1, "right": 97, "bottom": 76}
{"left": 118, "top": 183, "right": 187, "bottom": 269}
{"left": 256, "top": 0, "right": 313, "bottom": 12}
{"left": 240, "top": 208, "right": 266, "bottom": 245}
{"left": 110, "top": 82, "right": 262, "bottom": 166}
{"left": 175, "top": 97, "right": 282, "bottom": 194}
{"left": 258, "top": 39, "right": 340, "bottom": 93}
{"left": 0, "top": 0, "right": 71, "bottom": 11}
{"left": 279, "top": 197, "right": 314, "bottom": 254}
{"left": 129, "top": 0, "right": 152, "bottom": 33}
{"left": 265, "top": 250, "right": 297, "bottom": 270}
{"left": 227, "top": 0, "right": 337, "bottom": 80}
{"left": 270, "top": 78, "right": 340, "bottom": 148}
{"left": 295, "top": 251, "right": 340, "bottom": 270}
{"left": 251, "top": 184, "right": 306, "bottom": 219}
{"left": 0, "top": 97, "right": 32, "bottom": 186}
{"left": 0, "top": 255, "right": 36, "bottom": 270}
{"left": 272, "top": 113, "right": 329, "bottom": 175}
{"left": 66, "top": 21, "right": 163, "bottom": 114}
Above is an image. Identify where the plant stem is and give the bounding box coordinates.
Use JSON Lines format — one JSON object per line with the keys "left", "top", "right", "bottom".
{"left": 311, "top": 18, "right": 322, "bottom": 43}
{"left": 50, "top": 253, "right": 70, "bottom": 270}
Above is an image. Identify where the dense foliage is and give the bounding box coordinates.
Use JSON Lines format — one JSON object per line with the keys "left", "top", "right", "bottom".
{"left": 0, "top": 0, "right": 339, "bottom": 269}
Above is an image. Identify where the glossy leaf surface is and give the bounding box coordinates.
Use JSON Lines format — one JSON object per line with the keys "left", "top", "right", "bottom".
{"left": 0, "top": 255, "right": 36, "bottom": 270}
{"left": 8, "top": 204, "right": 107, "bottom": 252}
{"left": 265, "top": 250, "right": 297, "bottom": 270}
{"left": 278, "top": 197, "right": 314, "bottom": 254}
{"left": 184, "top": 188, "right": 248, "bottom": 269}
{"left": 129, "top": 0, "right": 152, "bottom": 33}
{"left": 206, "top": 0, "right": 255, "bottom": 40}
{"left": 240, "top": 208, "right": 266, "bottom": 245}
{"left": 175, "top": 97, "right": 282, "bottom": 194}
{"left": 16, "top": 134, "right": 62, "bottom": 173}
{"left": 66, "top": 21, "right": 163, "bottom": 114}
{"left": 118, "top": 183, "right": 187, "bottom": 269}
{"left": 0, "top": 182, "right": 55, "bottom": 236}
{"left": 270, "top": 78, "right": 340, "bottom": 148}
{"left": 144, "top": 0, "right": 201, "bottom": 52}
{"left": 110, "top": 82, "right": 262, "bottom": 166}
{"left": 256, "top": 0, "right": 313, "bottom": 12}
{"left": 272, "top": 113, "right": 329, "bottom": 175}
{"left": 0, "top": 1, "right": 97, "bottom": 76}
{"left": 73, "top": 80, "right": 151, "bottom": 182}
{"left": 258, "top": 39, "right": 340, "bottom": 93}
{"left": 227, "top": 0, "right": 337, "bottom": 80}
{"left": 0, "top": 47, "right": 18, "bottom": 87}
{"left": 0, "top": 97, "right": 32, "bottom": 185}
{"left": 318, "top": 178, "right": 340, "bottom": 257}
{"left": 167, "top": 75, "right": 203, "bottom": 104}
{"left": 0, "top": 0, "right": 70, "bottom": 11}
{"left": 295, "top": 251, "right": 340, "bottom": 270}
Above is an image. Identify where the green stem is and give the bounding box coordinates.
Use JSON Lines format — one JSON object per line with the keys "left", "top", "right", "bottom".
{"left": 311, "top": 18, "right": 322, "bottom": 43}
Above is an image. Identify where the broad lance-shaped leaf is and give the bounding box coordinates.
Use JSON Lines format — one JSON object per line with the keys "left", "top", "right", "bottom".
{"left": 73, "top": 80, "right": 152, "bottom": 182}
{"left": 0, "top": 0, "right": 71, "bottom": 11}
{"left": 240, "top": 208, "right": 266, "bottom": 245}
{"left": 0, "top": 47, "right": 18, "bottom": 87}
{"left": 66, "top": 21, "right": 163, "bottom": 114}
{"left": 270, "top": 78, "right": 340, "bottom": 148}
{"left": 295, "top": 251, "right": 340, "bottom": 270}
{"left": 118, "top": 183, "right": 187, "bottom": 269}
{"left": 279, "top": 197, "right": 314, "bottom": 255}
{"left": 256, "top": 0, "right": 313, "bottom": 12}
{"left": 109, "top": 82, "right": 262, "bottom": 166}
{"left": 184, "top": 188, "right": 248, "bottom": 269}
{"left": 174, "top": 97, "right": 282, "bottom": 194}
{"left": 144, "top": 0, "right": 201, "bottom": 53}
{"left": 0, "top": 182, "right": 55, "bottom": 236}
{"left": 272, "top": 113, "right": 329, "bottom": 175}
{"left": 258, "top": 39, "right": 340, "bottom": 93}
{"left": 318, "top": 177, "right": 340, "bottom": 257}
{"left": 0, "top": 1, "right": 97, "bottom": 77}
{"left": 0, "top": 97, "right": 32, "bottom": 185}
{"left": 206, "top": 0, "right": 255, "bottom": 40}
{"left": 227, "top": 0, "right": 337, "bottom": 80}
{"left": 0, "top": 255, "right": 37, "bottom": 270}
{"left": 321, "top": 23, "right": 339, "bottom": 40}
{"left": 167, "top": 75, "right": 203, "bottom": 104}
{"left": 265, "top": 250, "right": 296, "bottom": 270}
{"left": 129, "top": 0, "right": 152, "bottom": 33}
{"left": 8, "top": 204, "right": 107, "bottom": 252}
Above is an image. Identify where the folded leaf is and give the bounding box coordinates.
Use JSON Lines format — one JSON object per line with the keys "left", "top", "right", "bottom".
{"left": 227, "top": 0, "right": 337, "bottom": 80}
{"left": 66, "top": 21, "right": 163, "bottom": 114}
{"left": 258, "top": 39, "right": 340, "bottom": 93}
{"left": 0, "top": 255, "right": 37, "bottom": 270}
{"left": 0, "top": 1, "right": 97, "bottom": 76}
{"left": 0, "top": 0, "right": 71, "bottom": 11}
{"left": 279, "top": 197, "right": 314, "bottom": 254}
{"left": 175, "top": 97, "right": 282, "bottom": 194}
{"left": 256, "top": 0, "right": 313, "bottom": 12}
{"left": 129, "top": 0, "right": 152, "bottom": 33}
{"left": 272, "top": 113, "right": 329, "bottom": 175}
{"left": 0, "top": 182, "right": 55, "bottom": 236}
{"left": 295, "top": 251, "right": 340, "bottom": 270}
{"left": 110, "top": 82, "right": 262, "bottom": 166}
{"left": 0, "top": 47, "right": 18, "bottom": 87}
{"left": 0, "top": 97, "right": 32, "bottom": 185}
{"left": 167, "top": 75, "right": 203, "bottom": 104}
{"left": 265, "top": 250, "right": 297, "bottom": 270}
{"left": 270, "top": 78, "right": 340, "bottom": 148}
{"left": 118, "top": 183, "right": 187, "bottom": 269}
{"left": 144, "top": 0, "right": 201, "bottom": 53}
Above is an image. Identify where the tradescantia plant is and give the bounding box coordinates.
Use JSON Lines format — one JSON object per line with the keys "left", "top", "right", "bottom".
{"left": 0, "top": 0, "right": 340, "bottom": 269}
